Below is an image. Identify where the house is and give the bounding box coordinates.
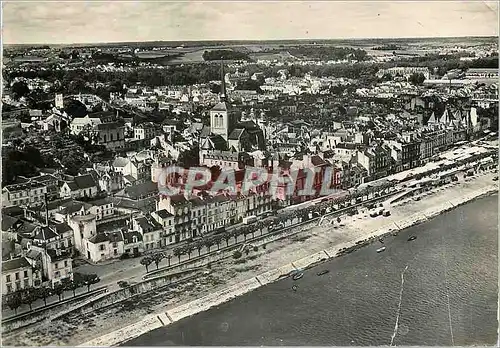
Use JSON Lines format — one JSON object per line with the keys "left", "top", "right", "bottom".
{"left": 132, "top": 215, "right": 164, "bottom": 250}
{"left": 151, "top": 209, "right": 175, "bottom": 231}
{"left": 122, "top": 231, "right": 143, "bottom": 257}
{"left": 36, "top": 248, "right": 73, "bottom": 287}
{"left": 32, "top": 223, "right": 75, "bottom": 252}
{"left": 134, "top": 122, "right": 158, "bottom": 140}
{"left": 2, "top": 257, "right": 42, "bottom": 294}
{"left": 111, "top": 181, "right": 158, "bottom": 210}
{"left": 112, "top": 157, "right": 150, "bottom": 182}
{"left": 156, "top": 194, "right": 194, "bottom": 243}
{"left": 28, "top": 224, "right": 74, "bottom": 287}
{"left": 60, "top": 173, "right": 99, "bottom": 199}
{"left": 30, "top": 174, "right": 60, "bottom": 201}
{"left": 42, "top": 113, "right": 69, "bottom": 132}
{"left": 93, "top": 121, "right": 126, "bottom": 150}
{"left": 91, "top": 163, "right": 124, "bottom": 193}
{"left": 53, "top": 200, "right": 91, "bottom": 222}
{"left": 2, "top": 182, "right": 48, "bottom": 207}
{"left": 70, "top": 115, "right": 101, "bottom": 135}
{"left": 87, "top": 198, "right": 115, "bottom": 221}
{"left": 87, "top": 231, "right": 125, "bottom": 262}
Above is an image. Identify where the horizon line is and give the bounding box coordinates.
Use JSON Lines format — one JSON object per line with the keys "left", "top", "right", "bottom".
{"left": 4, "top": 35, "right": 498, "bottom": 47}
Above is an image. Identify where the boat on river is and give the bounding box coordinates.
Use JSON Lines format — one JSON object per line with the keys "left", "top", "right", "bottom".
{"left": 292, "top": 272, "right": 304, "bottom": 280}
{"left": 317, "top": 270, "right": 329, "bottom": 276}
{"left": 376, "top": 246, "right": 386, "bottom": 253}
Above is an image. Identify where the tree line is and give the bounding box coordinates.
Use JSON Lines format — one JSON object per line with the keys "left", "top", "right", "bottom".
{"left": 3, "top": 273, "right": 100, "bottom": 315}
{"left": 202, "top": 50, "right": 251, "bottom": 61}
{"left": 136, "top": 182, "right": 399, "bottom": 274}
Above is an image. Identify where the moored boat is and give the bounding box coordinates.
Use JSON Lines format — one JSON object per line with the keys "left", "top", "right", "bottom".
{"left": 407, "top": 235, "right": 417, "bottom": 241}
{"left": 317, "top": 270, "right": 329, "bottom": 276}
{"left": 376, "top": 246, "right": 386, "bottom": 253}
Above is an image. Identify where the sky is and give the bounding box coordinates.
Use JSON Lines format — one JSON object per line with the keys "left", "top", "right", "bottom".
{"left": 3, "top": 1, "right": 499, "bottom": 45}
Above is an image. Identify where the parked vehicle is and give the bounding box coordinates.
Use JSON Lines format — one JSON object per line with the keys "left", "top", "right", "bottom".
{"left": 243, "top": 215, "right": 257, "bottom": 224}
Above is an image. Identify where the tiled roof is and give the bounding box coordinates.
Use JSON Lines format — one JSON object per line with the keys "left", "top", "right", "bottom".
{"left": 2, "top": 257, "right": 31, "bottom": 273}
{"left": 2, "top": 215, "right": 20, "bottom": 232}
{"left": 228, "top": 128, "right": 245, "bottom": 140}
{"left": 113, "top": 157, "right": 129, "bottom": 168}
{"left": 155, "top": 209, "right": 173, "bottom": 219}
{"left": 74, "top": 174, "right": 98, "bottom": 190}
{"left": 124, "top": 181, "right": 158, "bottom": 199}
{"left": 212, "top": 101, "right": 230, "bottom": 111}
{"left": 123, "top": 231, "right": 143, "bottom": 244}
{"left": 33, "top": 226, "right": 59, "bottom": 241}
{"left": 87, "top": 198, "right": 112, "bottom": 206}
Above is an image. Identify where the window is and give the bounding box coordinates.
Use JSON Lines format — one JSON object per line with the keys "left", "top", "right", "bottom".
{"left": 99, "top": 245, "right": 105, "bottom": 251}
{"left": 114, "top": 249, "right": 118, "bottom": 255}
{"left": 15, "top": 272, "right": 19, "bottom": 280}
{"left": 6, "top": 275, "right": 11, "bottom": 283}
{"left": 112, "top": 242, "right": 117, "bottom": 248}
{"left": 64, "top": 260, "right": 68, "bottom": 267}
{"left": 55, "top": 271, "right": 60, "bottom": 278}
{"left": 6, "top": 284, "right": 12, "bottom": 293}
{"left": 23, "top": 270, "right": 28, "bottom": 278}
{"left": 24, "top": 278, "right": 29, "bottom": 287}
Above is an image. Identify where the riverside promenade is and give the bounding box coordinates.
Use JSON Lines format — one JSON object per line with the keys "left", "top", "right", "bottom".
{"left": 78, "top": 170, "right": 498, "bottom": 347}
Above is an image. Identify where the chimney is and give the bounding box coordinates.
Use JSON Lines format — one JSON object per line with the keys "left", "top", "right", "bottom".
{"left": 44, "top": 193, "right": 49, "bottom": 226}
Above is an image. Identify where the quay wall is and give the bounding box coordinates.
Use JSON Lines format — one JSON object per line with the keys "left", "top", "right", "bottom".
{"left": 79, "top": 184, "right": 498, "bottom": 347}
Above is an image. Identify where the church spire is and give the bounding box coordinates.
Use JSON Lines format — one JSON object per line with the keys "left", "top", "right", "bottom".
{"left": 220, "top": 60, "right": 227, "bottom": 102}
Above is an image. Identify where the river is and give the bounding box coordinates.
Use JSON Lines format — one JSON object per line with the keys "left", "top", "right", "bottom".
{"left": 126, "top": 193, "right": 498, "bottom": 346}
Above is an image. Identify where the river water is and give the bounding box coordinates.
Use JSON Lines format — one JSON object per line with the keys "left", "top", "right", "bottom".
{"left": 126, "top": 194, "right": 498, "bottom": 346}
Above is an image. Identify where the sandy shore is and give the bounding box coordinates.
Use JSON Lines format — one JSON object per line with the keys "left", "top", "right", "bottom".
{"left": 3, "top": 171, "right": 497, "bottom": 347}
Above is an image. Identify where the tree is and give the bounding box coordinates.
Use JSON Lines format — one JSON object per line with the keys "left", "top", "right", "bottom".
{"left": 140, "top": 256, "right": 153, "bottom": 272}
{"left": 37, "top": 286, "right": 52, "bottom": 306}
{"left": 408, "top": 72, "right": 426, "bottom": 85}
{"left": 242, "top": 228, "right": 250, "bottom": 241}
{"left": 82, "top": 273, "right": 101, "bottom": 292}
{"left": 195, "top": 241, "right": 204, "bottom": 256}
{"left": 151, "top": 252, "right": 165, "bottom": 270}
{"left": 64, "top": 99, "right": 87, "bottom": 118}
{"left": 21, "top": 287, "right": 39, "bottom": 311}
{"left": 165, "top": 254, "right": 172, "bottom": 267}
{"left": 173, "top": 247, "right": 183, "bottom": 263}
{"left": 223, "top": 232, "right": 232, "bottom": 247}
{"left": 232, "top": 230, "right": 239, "bottom": 243}
{"left": 204, "top": 239, "right": 214, "bottom": 253}
{"left": 186, "top": 245, "right": 193, "bottom": 260}
{"left": 337, "top": 217, "right": 341, "bottom": 223}
{"left": 5, "top": 291, "right": 22, "bottom": 314}
{"left": 62, "top": 277, "right": 80, "bottom": 297}
{"left": 11, "top": 81, "right": 30, "bottom": 99}
{"left": 213, "top": 235, "right": 222, "bottom": 250}
{"left": 53, "top": 282, "right": 65, "bottom": 301}
{"left": 233, "top": 250, "right": 242, "bottom": 259}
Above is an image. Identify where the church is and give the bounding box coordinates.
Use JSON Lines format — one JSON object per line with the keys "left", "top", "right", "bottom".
{"left": 199, "top": 62, "right": 266, "bottom": 170}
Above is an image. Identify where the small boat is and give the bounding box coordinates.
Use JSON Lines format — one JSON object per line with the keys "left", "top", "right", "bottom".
{"left": 407, "top": 236, "right": 417, "bottom": 241}
{"left": 317, "top": 270, "right": 329, "bottom": 276}
{"left": 376, "top": 246, "right": 386, "bottom": 253}
{"left": 292, "top": 272, "right": 304, "bottom": 280}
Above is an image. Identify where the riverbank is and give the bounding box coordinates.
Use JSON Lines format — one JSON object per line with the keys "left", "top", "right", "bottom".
{"left": 73, "top": 172, "right": 498, "bottom": 347}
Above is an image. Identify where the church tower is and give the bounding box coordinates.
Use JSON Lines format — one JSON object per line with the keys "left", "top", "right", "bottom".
{"left": 210, "top": 60, "right": 238, "bottom": 141}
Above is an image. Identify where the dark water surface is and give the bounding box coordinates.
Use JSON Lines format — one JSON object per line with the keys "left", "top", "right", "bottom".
{"left": 126, "top": 194, "right": 498, "bottom": 346}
